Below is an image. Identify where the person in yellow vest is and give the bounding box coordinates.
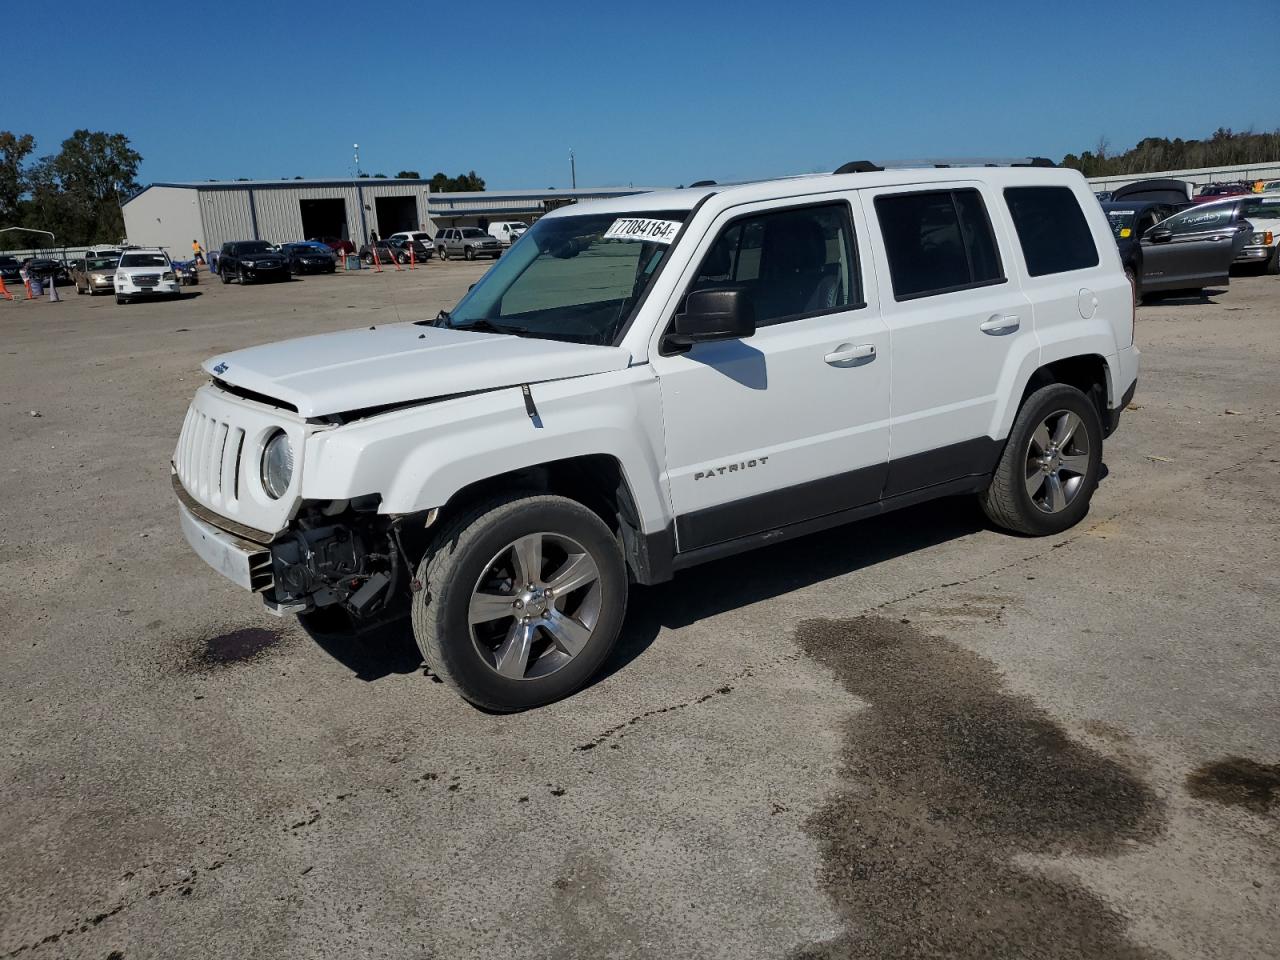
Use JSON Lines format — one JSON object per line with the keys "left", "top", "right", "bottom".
{"left": 191, "top": 239, "right": 205, "bottom": 265}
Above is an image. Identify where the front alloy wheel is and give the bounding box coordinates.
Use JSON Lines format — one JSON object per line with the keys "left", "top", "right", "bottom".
{"left": 411, "top": 494, "right": 627, "bottom": 711}
{"left": 468, "top": 532, "right": 603, "bottom": 681}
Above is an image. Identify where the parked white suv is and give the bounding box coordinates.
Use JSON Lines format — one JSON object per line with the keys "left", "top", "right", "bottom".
{"left": 116, "top": 248, "right": 180, "bottom": 304}
{"left": 385, "top": 231, "right": 436, "bottom": 258}
{"left": 173, "top": 161, "right": 1138, "bottom": 711}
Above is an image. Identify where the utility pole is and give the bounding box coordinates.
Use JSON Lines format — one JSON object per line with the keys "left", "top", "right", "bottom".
{"left": 353, "top": 143, "right": 361, "bottom": 178}
{"left": 569, "top": 148, "right": 576, "bottom": 189}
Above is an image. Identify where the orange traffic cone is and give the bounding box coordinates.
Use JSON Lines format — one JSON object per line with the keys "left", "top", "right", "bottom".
{"left": 408, "top": 243, "right": 416, "bottom": 270}
{"left": 24, "top": 277, "right": 36, "bottom": 300}
{"left": 0, "top": 275, "right": 13, "bottom": 301}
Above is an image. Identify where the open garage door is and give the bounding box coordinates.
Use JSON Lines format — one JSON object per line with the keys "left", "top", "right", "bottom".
{"left": 300, "top": 198, "right": 349, "bottom": 242}
{"left": 375, "top": 195, "right": 418, "bottom": 236}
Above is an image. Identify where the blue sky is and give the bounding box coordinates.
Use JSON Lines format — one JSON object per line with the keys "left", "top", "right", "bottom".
{"left": 12, "top": 0, "right": 1267, "bottom": 189}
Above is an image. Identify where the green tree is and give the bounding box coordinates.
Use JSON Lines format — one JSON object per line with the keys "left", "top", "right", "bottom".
{"left": 395, "top": 170, "right": 421, "bottom": 179}
{"left": 0, "top": 131, "right": 35, "bottom": 223}
{"left": 428, "top": 170, "right": 485, "bottom": 192}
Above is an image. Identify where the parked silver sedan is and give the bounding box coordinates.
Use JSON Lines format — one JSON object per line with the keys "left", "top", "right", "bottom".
{"left": 72, "top": 254, "right": 121, "bottom": 296}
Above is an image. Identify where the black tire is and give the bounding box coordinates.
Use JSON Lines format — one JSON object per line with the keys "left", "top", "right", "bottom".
{"left": 220, "top": 268, "right": 230, "bottom": 284}
{"left": 116, "top": 295, "right": 127, "bottom": 305}
{"left": 1267, "top": 249, "right": 1280, "bottom": 276}
{"left": 238, "top": 267, "right": 249, "bottom": 285}
{"left": 439, "top": 247, "right": 448, "bottom": 260}
{"left": 980, "top": 383, "right": 1103, "bottom": 536}
{"left": 363, "top": 253, "right": 374, "bottom": 265}
{"left": 464, "top": 246, "right": 475, "bottom": 261}
{"left": 410, "top": 494, "right": 627, "bottom": 711}
{"left": 290, "top": 261, "right": 301, "bottom": 275}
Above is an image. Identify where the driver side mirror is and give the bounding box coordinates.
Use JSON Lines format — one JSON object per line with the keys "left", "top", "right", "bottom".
{"left": 1146, "top": 227, "right": 1173, "bottom": 244}
{"left": 667, "top": 288, "right": 756, "bottom": 347}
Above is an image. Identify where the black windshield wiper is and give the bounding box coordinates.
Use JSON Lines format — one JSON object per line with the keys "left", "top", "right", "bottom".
{"left": 451, "top": 318, "right": 528, "bottom": 336}
{"left": 415, "top": 310, "right": 451, "bottom": 327}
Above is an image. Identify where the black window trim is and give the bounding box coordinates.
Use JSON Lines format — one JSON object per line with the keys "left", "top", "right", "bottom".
{"left": 663, "top": 198, "right": 867, "bottom": 350}
{"left": 874, "top": 187, "right": 1008, "bottom": 303}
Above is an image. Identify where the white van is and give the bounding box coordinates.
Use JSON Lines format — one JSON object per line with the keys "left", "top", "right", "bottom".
{"left": 487, "top": 221, "right": 529, "bottom": 246}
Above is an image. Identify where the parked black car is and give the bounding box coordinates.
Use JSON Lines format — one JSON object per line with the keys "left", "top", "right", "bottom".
{"left": 218, "top": 241, "right": 289, "bottom": 284}
{"left": 280, "top": 242, "right": 337, "bottom": 275}
{"left": 0, "top": 256, "right": 21, "bottom": 283}
{"left": 357, "top": 239, "right": 408, "bottom": 265}
{"left": 387, "top": 237, "right": 433, "bottom": 263}
{"left": 22, "top": 257, "right": 70, "bottom": 284}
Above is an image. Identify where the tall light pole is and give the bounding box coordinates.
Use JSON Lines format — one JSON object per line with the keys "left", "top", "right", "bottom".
{"left": 569, "top": 148, "right": 576, "bottom": 189}
{"left": 353, "top": 143, "right": 361, "bottom": 177}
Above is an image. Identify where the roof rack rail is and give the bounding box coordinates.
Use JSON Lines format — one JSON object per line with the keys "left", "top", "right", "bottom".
{"left": 835, "top": 156, "right": 1056, "bottom": 173}
{"left": 687, "top": 179, "right": 718, "bottom": 187}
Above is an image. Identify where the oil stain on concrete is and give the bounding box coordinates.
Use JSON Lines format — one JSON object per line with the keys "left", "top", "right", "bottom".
{"left": 190, "top": 627, "right": 283, "bottom": 669}
{"left": 1186, "top": 757, "right": 1280, "bottom": 814}
{"left": 792, "top": 616, "right": 1165, "bottom": 960}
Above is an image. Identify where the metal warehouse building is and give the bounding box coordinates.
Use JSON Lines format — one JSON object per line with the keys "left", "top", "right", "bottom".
{"left": 122, "top": 177, "right": 434, "bottom": 255}
{"left": 427, "top": 186, "right": 661, "bottom": 228}
{"left": 123, "top": 179, "right": 662, "bottom": 255}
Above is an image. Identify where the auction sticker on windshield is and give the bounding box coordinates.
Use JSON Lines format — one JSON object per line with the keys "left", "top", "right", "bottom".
{"left": 603, "top": 218, "right": 682, "bottom": 244}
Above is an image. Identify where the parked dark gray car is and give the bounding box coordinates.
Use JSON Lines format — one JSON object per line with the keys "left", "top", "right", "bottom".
{"left": 1127, "top": 200, "right": 1250, "bottom": 299}
{"left": 435, "top": 227, "right": 502, "bottom": 260}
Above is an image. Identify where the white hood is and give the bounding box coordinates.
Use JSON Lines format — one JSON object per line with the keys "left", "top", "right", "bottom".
{"left": 203, "top": 323, "right": 632, "bottom": 418}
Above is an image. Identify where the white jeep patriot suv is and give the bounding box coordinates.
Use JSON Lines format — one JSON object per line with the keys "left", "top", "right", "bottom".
{"left": 174, "top": 160, "right": 1139, "bottom": 711}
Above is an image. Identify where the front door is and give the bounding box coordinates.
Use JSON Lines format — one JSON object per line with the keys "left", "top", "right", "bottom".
{"left": 650, "top": 197, "right": 891, "bottom": 553}
{"left": 1140, "top": 201, "right": 1239, "bottom": 289}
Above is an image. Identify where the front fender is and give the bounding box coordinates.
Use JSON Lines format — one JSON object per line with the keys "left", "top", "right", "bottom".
{"left": 301, "top": 368, "right": 672, "bottom": 533}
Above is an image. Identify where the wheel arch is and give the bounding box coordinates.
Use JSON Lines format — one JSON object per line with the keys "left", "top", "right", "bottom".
{"left": 1017, "top": 353, "right": 1112, "bottom": 430}
{"left": 423, "top": 454, "right": 670, "bottom": 586}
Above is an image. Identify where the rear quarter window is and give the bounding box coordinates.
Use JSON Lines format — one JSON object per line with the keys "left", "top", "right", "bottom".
{"left": 1004, "top": 186, "right": 1099, "bottom": 276}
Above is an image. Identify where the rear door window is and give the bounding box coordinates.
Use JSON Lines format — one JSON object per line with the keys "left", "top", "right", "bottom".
{"left": 874, "top": 189, "right": 1005, "bottom": 300}
{"left": 1003, "top": 186, "right": 1100, "bottom": 276}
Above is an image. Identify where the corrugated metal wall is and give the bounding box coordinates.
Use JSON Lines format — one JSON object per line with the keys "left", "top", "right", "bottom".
{"left": 195, "top": 182, "right": 430, "bottom": 250}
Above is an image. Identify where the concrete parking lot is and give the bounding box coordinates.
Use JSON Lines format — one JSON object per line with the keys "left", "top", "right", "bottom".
{"left": 1, "top": 263, "right": 1277, "bottom": 959}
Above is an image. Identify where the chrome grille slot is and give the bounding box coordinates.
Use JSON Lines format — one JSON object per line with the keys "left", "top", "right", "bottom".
{"left": 176, "top": 409, "right": 242, "bottom": 509}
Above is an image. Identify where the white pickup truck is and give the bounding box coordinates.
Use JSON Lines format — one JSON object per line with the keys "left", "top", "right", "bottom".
{"left": 174, "top": 161, "right": 1138, "bottom": 711}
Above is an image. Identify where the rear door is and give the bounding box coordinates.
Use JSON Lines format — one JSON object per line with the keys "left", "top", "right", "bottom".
{"left": 1140, "top": 202, "right": 1238, "bottom": 289}
{"left": 863, "top": 183, "right": 1035, "bottom": 494}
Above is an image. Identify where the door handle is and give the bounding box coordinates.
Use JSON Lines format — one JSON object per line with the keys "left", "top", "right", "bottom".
{"left": 980, "top": 315, "right": 1020, "bottom": 335}
{"left": 824, "top": 343, "right": 876, "bottom": 365}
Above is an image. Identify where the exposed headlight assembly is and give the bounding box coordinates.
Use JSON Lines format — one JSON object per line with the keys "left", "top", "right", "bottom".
{"left": 261, "top": 430, "right": 294, "bottom": 499}
{"left": 242, "top": 259, "right": 256, "bottom": 267}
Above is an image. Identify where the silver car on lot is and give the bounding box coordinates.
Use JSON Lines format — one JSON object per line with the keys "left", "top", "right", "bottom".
{"left": 435, "top": 227, "right": 503, "bottom": 260}
{"left": 72, "top": 253, "right": 121, "bottom": 295}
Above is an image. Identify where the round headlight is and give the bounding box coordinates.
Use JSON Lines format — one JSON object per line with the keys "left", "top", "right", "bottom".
{"left": 261, "top": 430, "right": 293, "bottom": 499}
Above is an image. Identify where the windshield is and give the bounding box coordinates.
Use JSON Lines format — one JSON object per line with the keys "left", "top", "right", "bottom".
{"left": 461, "top": 228, "right": 487, "bottom": 238}
{"left": 87, "top": 257, "right": 117, "bottom": 269}
{"left": 1105, "top": 209, "right": 1136, "bottom": 239}
{"left": 443, "top": 209, "right": 688, "bottom": 346}
{"left": 120, "top": 253, "right": 169, "bottom": 267}
{"left": 239, "top": 241, "right": 275, "bottom": 254}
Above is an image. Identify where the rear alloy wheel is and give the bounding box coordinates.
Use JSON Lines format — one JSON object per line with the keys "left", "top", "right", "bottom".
{"left": 980, "top": 383, "right": 1102, "bottom": 536}
{"left": 411, "top": 494, "right": 627, "bottom": 711}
